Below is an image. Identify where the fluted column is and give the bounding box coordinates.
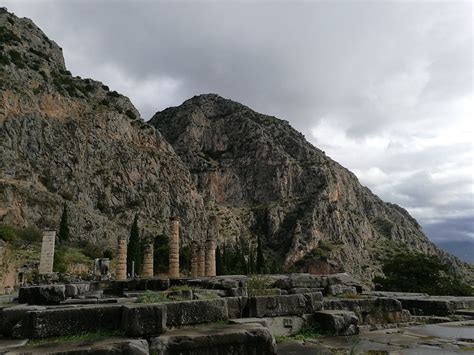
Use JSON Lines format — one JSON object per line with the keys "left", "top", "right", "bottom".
{"left": 205, "top": 239, "right": 216, "bottom": 277}
{"left": 142, "top": 242, "right": 154, "bottom": 278}
{"left": 197, "top": 246, "right": 205, "bottom": 277}
{"left": 169, "top": 219, "right": 180, "bottom": 278}
{"left": 191, "top": 242, "right": 199, "bottom": 278}
{"left": 116, "top": 237, "right": 127, "bottom": 281}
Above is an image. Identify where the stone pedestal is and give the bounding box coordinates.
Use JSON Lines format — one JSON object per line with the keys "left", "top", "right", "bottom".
{"left": 197, "top": 247, "right": 205, "bottom": 277}
{"left": 169, "top": 219, "right": 180, "bottom": 278}
{"left": 116, "top": 237, "right": 127, "bottom": 281}
{"left": 205, "top": 240, "right": 216, "bottom": 277}
{"left": 39, "top": 231, "right": 56, "bottom": 274}
{"left": 142, "top": 242, "right": 154, "bottom": 278}
{"left": 191, "top": 242, "right": 199, "bottom": 278}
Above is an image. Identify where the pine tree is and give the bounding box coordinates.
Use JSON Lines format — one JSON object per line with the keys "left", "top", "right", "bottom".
{"left": 127, "top": 214, "right": 142, "bottom": 276}
{"left": 58, "top": 204, "right": 70, "bottom": 244}
{"left": 256, "top": 235, "right": 265, "bottom": 274}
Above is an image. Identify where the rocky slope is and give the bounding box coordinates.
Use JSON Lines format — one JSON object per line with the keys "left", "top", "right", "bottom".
{"left": 0, "top": 9, "right": 207, "bottom": 250}
{"left": 150, "top": 94, "right": 472, "bottom": 281}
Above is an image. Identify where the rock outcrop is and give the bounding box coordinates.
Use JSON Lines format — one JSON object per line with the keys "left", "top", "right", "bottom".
{"left": 150, "top": 94, "right": 471, "bottom": 280}
{"left": 0, "top": 9, "right": 207, "bottom": 249}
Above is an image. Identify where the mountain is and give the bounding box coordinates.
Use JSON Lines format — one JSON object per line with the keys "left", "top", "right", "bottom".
{"left": 437, "top": 241, "right": 474, "bottom": 264}
{"left": 0, "top": 8, "right": 471, "bottom": 283}
{"left": 150, "top": 94, "right": 472, "bottom": 281}
{"left": 0, "top": 8, "right": 208, "bottom": 250}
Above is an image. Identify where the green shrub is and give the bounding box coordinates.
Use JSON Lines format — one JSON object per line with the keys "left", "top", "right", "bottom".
{"left": 246, "top": 275, "right": 279, "bottom": 297}
{"left": 136, "top": 291, "right": 168, "bottom": 304}
{"left": 8, "top": 49, "right": 22, "bottom": 65}
{"left": 103, "top": 249, "right": 114, "bottom": 260}
{"left": 0, "top": 26, "right": 21, "bottom": 44}
{"left": 0, "top": 224, "right": 17, "bottom": 242}
{"left": 373, "top": 252, "right": 473, "bottom": 296}
{"left": 81, "top": 242, "right": 102, "bottom": 259}
{"left": 17, "top": 226, "right": 42, "bottom": 246}
{"left": 0, "top": 53, "right": 10, "bottom": 66}
{"left": 125, "top": 109, "right": 136, "bottom": 120}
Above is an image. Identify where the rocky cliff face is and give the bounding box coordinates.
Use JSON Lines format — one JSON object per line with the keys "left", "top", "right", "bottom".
{"left": 150, "top": 94, "right": 471, "bottom": 280}
{"left": 0, "top": 9, "right": 207, "bottom": 249}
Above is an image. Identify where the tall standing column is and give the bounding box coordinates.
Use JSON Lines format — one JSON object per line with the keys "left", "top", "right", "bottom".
{"left": 191, "top": 242, "right": 199, "bottom": 278}
{"left": 205, "top": 239, "right": 216, "bottom": 277}
{"left": 197, "top": 246, "right": 205, "bottom": 277}
{"left": 142, "top": 241, "right": 154, "bottom": 278}
{"left": 168, "top": 219, "right": 180, "bottom": 278}
{"left": 38, "top": 231, "right": 56, "bottom": 274}
{"left": 116, "top": 237, "right": 127, "bottom": 281}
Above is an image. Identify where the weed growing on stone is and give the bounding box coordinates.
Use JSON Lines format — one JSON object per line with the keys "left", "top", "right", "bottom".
{"left": 274, "top": 325, "right": 323, "bottom": 343}
{"left": 246, "top": 275, "right": 279, "bottom": 297}
{"left": 29, "top": 330, "right": 126, "bottom": 345}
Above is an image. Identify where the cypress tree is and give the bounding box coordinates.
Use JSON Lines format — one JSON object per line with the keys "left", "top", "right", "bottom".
{"left": 58, "top": 204, "right": 70, "bottom": 244}
{"left": 127, "top": 214, "right": 141, "bottom": 276}
{"left": 256, "top": 235, "right": 265, "bottom": 274}
{"left": 215, "top": 246, "right": 223, "bottom": 275}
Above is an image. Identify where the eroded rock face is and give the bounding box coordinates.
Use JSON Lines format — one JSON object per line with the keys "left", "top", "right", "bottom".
{"left": 150, "top": 94, "right": 471, "bottom": 281}
{"left": 0, "top": 9, "right": 207, "bottom": 247}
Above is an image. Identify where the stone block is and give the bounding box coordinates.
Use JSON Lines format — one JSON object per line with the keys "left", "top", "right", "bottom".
{"left": 226, "top": 297, "right": 249, "bottom": 319}
{"left": 165, "top": 298, "right": 228, "bottom": 327}
{"left": 248, "top": 293, "right": 323, "bottom": 318}
{"left": 18, "top": 285, "right": 66, "bottom": 305}
{"left": 313, "top": 310, "right": 359, "bottom": 336}
{"left": 0, "top": 305, "right": 46, "bottom": 336}
{"left": 12, "top": 304, "right": 123, "bottom": 338}
{"left": 288, "top": 287, "right": 324, "bottom": 295}
{"left": 150, "top": 323, "right": 277, "bottom": 355}
{"left": 147, "top": 278, "right": 170, "bottom": 291}
{"left": 7, "top": 338, "right": 149, "bottom": 354}
{"left": 263, "top": 316, "right": 306, "bottom": 336}
{"left": 122, "top": 304, "right": 167, "bottom": 336}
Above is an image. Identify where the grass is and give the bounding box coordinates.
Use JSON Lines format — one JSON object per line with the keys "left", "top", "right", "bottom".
{"left": 274, "top": 325, "right": 323, "bottom": 343}
{"left": 135, "top": 291, "right": 190, "bottom": 304}
{"left": 28, "top": 330, "right": 125, "bottom": 346}
{"left": 169, "top": 285, "right": 194, "bottom": 292}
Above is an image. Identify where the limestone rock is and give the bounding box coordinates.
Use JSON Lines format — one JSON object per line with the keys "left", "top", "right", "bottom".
{"left": 122, "top": 304, "right": 167, "bottom": 336}
{"left": 313, "top": 310, "right": 359, "bottom": 336}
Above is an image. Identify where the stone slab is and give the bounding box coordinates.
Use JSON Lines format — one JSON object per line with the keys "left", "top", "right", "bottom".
{"left": 248, "top": 293, "right": 323, "bottom": 318}
{"left": 150, "top": 323, "right": 277, "bottom": 355}
{"left": 18, "top": 285, "right": 66, "bottom": 305}
{"left": 12, "top": 304, "right": 123, "bottom": 338}
{"left": 165, "top": 298, "right": 228, "bottom": 327}
{"left": 122, "top": 304, "right": 167, "bottom": 336}
{"left": 313, "top": 310, "right": 359, "bottom": 336}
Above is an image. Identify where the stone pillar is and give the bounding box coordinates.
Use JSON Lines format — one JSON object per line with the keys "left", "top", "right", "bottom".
{"left": 116, "top": 237, "right": 127, "bottom": 281}
{"left": 39, "top": 231, "right": 56, "bottom": 274}
{"left": 142, "top": 242, "right": 154, "bottom": 278}
{"left": 205, "top": 239, "right": 216, "bottom": 277}
{"left": 191, "top": 242, "right": 199, "bottom": 278}
{"left": 168, "top": 219, "right": 180, "bottom": 278}
{"left": 197, "top": 246, "right": 205, "bottom": 277}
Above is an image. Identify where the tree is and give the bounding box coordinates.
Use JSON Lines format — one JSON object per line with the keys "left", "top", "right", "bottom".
{"left": 216, "top": 246, "right": 224, "bottom": 275}
{"left": 256, "top": 235, "right": 265, "bottom": 274}
{"left": 373, "top": 252, "right": 472, "bottom": 296}
{"left": 127, "top": 214, "right": 142, "bottom": 276}
{"left": 58, "top": 204, "right": 70, "bottom": 244}
{"left": 153, "top": 234, "right": 169, "bottom": 274}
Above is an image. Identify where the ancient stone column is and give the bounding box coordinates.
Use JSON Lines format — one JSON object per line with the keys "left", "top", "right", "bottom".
{"left": 197, "top": 246, "right": 205, "bottom": 277}
{"left": 205, "top": 239, "right": 216, "bottom": 277}
{"left": 168, "top": 219, "right": 180, "bottom": 278}
{"left": 116, "top": 237, "right": 127, "bottom": 281}
{"left": 191, "top": 242, "right": 199, "bottom": 278}
{"left": 142, "top": 242, "right": 154, "bottom": 278}
{"left": 39, "top": 231, "right": 56, "bottom": 274}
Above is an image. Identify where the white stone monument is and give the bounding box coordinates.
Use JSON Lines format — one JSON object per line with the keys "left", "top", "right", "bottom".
{"left": 39, "top": 231, "right": 56, "bottom": 274}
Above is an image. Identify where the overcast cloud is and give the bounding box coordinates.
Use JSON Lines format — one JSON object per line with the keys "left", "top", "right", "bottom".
{"left": 4, "top": 0, "right": 473, "bottom": 245}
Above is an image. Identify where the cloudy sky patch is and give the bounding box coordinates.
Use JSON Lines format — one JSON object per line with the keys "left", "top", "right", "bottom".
{"left": 4, "top": 0, "right": 473, "bottom": 244}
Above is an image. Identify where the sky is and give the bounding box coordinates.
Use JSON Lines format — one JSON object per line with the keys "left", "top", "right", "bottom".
{"left": 3, "top": 0, "right": 473, "bottom": 246}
